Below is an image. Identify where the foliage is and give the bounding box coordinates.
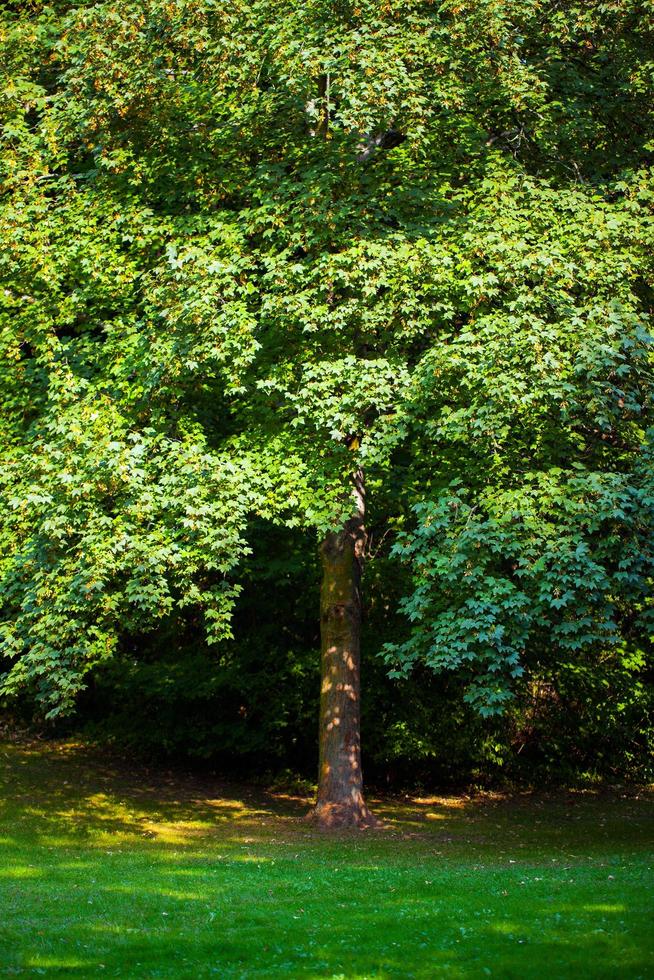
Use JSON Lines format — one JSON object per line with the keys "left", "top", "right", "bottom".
{"left": 79, "top": 525, "right": 321, "bottom": 768}
{"left": 387, "top": 467, "right": 654, "bottom": 714}
{"left": 1, "top": 0, "right": 653, "bottom": 778}
{"left": 57, "top": 530, "right": 653, "bottom": 786}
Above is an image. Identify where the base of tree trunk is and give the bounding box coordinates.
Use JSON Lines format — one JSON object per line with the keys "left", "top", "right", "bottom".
{"left": 306, "top": 800, "right": 383, "bottom": 830}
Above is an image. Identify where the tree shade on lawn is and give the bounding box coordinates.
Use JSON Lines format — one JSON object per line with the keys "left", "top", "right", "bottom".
{"left": 1, "top": 738, "right": 653, "bottom": 978}
{"left": 1, "top": 1, "right": 653, "bottom": 824}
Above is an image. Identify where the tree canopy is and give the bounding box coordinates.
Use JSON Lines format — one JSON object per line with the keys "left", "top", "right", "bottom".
{"left": 1, "top": 0, "right": 653, "bottom": 789}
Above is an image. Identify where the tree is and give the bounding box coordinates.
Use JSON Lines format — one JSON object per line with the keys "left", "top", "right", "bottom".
{"left": 315, "top": 468, "right": 378, "bottom": 827}
{"left": 1, "top": 0, "right": 653, "bottom": 825}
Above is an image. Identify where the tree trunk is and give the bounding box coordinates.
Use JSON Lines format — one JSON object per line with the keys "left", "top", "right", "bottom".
{"left": 309, "top": 470, "right": 378, "bottom": 829}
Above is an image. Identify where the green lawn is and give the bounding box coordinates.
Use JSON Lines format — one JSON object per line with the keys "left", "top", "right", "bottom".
{"left": 0, "top": 738, "right": 652, "bottom": 978}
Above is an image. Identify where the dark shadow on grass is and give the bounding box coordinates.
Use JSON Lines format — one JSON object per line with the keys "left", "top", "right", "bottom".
{"left": 1, "top": 737, "right": 652, "bottom": 856}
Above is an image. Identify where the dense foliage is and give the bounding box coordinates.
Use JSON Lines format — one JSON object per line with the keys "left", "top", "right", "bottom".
{"left": 1, "top": 0, "right": 652, "bottom": 781}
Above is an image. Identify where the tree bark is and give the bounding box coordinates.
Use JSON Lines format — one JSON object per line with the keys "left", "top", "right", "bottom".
{"left": 309, "top": 470, "right": 378, "bottom": 829}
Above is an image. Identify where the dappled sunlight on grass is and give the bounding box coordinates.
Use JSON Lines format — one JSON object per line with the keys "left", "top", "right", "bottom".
{"left": 1, "top": 737, "right": 652, "bottom": 978}
{"left": 0, "top": 865, "right": 41, "bottom": 878}
{"left": 103, "top": 884, "right": 208, "bottom": 900}
{"left": 488, "top": 921, "right": 527, "bottom": 935}
{"left": 1, "top": 740, "right": 293, "bottom": 852}
{"left": 25, "top": 956, "right": 91, "bottom": 970}
{"left": 580, "top": 904, "right": 626, "bottom": 913}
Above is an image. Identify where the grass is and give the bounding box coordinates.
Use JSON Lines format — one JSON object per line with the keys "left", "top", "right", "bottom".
{"left": 0, "top": 737, "right": 652, "bottom": 978}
